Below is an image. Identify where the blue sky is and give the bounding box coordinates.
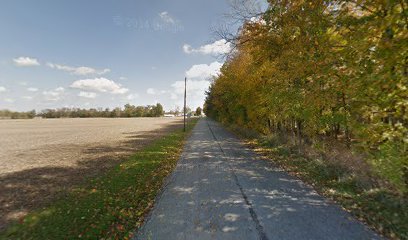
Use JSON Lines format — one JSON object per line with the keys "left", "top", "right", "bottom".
{"left": 0, "top": 0, "right": 236, "bottom": 111}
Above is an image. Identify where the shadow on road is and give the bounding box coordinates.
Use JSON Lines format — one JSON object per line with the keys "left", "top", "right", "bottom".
{"left": 135, "top": 119, "right": 380, "bottom": 240}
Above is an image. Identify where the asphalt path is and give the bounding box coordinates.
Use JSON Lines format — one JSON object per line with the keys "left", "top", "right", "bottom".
{"left": 135, "top": 118, "right": 381, "bottom": 240}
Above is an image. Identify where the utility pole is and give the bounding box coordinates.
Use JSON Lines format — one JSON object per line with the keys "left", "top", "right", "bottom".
{"left": 183, "top": 77, "right": 187, "bottom": 132}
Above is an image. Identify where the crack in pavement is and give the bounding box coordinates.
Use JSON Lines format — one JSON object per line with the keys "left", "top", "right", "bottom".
{"left": 206, "top": 119, "right": 269, "bottom": 240}
{"left": 135, "top": 118, "right": 382, "bottom": 240}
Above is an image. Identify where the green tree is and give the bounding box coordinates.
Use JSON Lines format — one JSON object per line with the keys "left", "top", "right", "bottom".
{"left": 151, "top": 103, "right": 164, "bottom": 117}
{"left": 205, "top": 0, "right": 407, "bottom": 191}
{"left": 195, "top": 107, "right": 202, "bottom": 116}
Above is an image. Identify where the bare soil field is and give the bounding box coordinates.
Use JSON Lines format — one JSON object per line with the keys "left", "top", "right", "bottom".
{"left": 0, "top": 117, "right": 183, "bottom": 230}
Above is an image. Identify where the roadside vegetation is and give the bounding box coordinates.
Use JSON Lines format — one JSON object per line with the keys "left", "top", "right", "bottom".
{"left": 0, "top": 118, "right": 198, "bottom": 240}
{"left": 0, "top": 103, "right": 166, "bottom": 119}
{"left": 234, "top": 128, "right": 407, "bottom": 239}
{"left": 0, "top": 110, "right": 36, "bottom": 119}
{"left": 2, "top": 103, "right": 202, "bottom": 119}
{"left": 205, "top": 1, "right": 407, "bottom": 239}
{"left": 40, "top": 103, "right": 165, "bottom": 118}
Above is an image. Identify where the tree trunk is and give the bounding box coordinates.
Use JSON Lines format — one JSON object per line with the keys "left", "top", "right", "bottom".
{"left": 342, "top": 92, "right": 351, "bottom": 148}
{"left": 297, "top": 119, "right": 302, "bottom": 153}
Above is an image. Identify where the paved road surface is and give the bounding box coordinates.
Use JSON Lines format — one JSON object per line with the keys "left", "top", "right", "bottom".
{"left": 135, "top": 119, "right": 381, "bottom": 240}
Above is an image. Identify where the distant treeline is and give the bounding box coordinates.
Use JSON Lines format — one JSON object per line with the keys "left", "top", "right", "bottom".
{"left": 0, "top": 109, "right": 36, "bottom": 119}
{"left": 0, "top": 103, "right": 166, "bottom": 119}
{"left": 40, "top": 103, "right": 165, "bottom": 118}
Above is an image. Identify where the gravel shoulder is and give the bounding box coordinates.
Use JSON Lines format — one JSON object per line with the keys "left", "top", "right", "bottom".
{"left": 135, "top": 118, "right": 381, "bottom": 240}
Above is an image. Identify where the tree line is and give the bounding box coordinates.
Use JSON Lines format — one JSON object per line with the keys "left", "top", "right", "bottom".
{"left": 0, "top": 103, "right": 166, "bottom": 119}
{"left": 40, "top": 103, "right": 165, "bottom": 118}
{"left": 0, "top": 104, "right": 205, "bottom": 119}
{"left": 205, "top": 0, "right": 407, "bottom": 191}
{"left": 0, "top": 109, "right": 36, "bottom": 119}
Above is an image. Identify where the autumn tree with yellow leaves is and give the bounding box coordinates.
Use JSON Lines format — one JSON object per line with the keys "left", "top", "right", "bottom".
{"left": 205, "top": 0, "right": 407, "bottom": 191}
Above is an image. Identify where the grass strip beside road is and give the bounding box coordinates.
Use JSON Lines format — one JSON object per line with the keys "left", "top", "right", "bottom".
{"left": 1, "top": 118, "right": 198, "bottom": 240}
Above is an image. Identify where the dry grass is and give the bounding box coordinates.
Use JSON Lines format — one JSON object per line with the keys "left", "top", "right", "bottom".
{"left": 1, "top": 119, "right": 198, "bottom": 239}
{"left": 0, "top": 118, "right": 183, "bottom": 230}
{"left": 241, "top": 132, "right": 407, "bottom": 239}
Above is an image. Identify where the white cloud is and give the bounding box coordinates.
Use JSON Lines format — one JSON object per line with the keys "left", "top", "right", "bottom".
{"left": 183, "top": 39, "right": 232, "bottom": 55}
{"left": 170, "top": 93, "right": 178, "bottom": 100}
{"left": 119, "top": 76, "right": 127, "bottom": 80}
{"left": 0, "top": 86, "right": 6, "bottom": 92}
{"left": 170, "top": 79, "right": 210, "bottom": 109}
{"left": 78, "top": 91, "right": 97, "bottom": 99}
{"left": 42, "top": 87, "right": 65, "bottom": 101}
{"left": 147, "top": 88, "right": 156, "bottom": 95}
{"left": 172, "top": 80, "right": 210, "bottom": 96}
{"left": 70, "top": 78, "right": 128, "bottom": 94}
{"left": 182, "top": 45, "right": 192, "bottom": 53}
{"left": 185, "top": 61, "right": 223, "bottom": 80}
{"left": 165, "top": 61, "right": 223, "bottom": 109}
{"left": 27, "top": 87, "right": 39, "bottom": 92}
{"left": 13, "top": 57, "right": 40, "bottom": 67}
{"left": 4, "top": 98, "right": 14, "bottom": 103}
{"left": 22, "top": 96, "right": 33, "bottom": 100}
{"left": 47, "top": 62, "right": 110, "bottom": 76}
{"left": 159, "top": 11, "right": 175, "bottom": 24}
{"left": 147, "top": 88, "right": 167, "bottom": 95}
{"left": 126, "top": 93, "right": 139, "bottom": 100}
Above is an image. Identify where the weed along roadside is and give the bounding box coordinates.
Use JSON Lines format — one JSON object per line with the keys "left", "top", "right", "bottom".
{"left": 0, "top": 118, "right": 198, "bottom": 240}
{"left": 233, "top": 128, "right": 407, "bottom": 240}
